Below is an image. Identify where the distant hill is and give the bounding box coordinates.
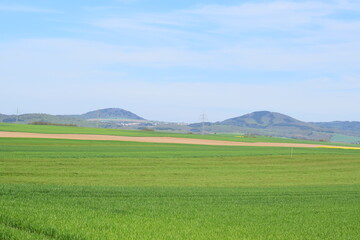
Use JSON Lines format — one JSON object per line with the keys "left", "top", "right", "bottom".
{"left": 67, "top": 108, "right": 145, "bottom": 120}
{"left": 187, "top": 111, "right": 360, "bottom": 143}
{"left": 0, "top": 108, "right": 145, "bottom": 127}
{"left": 220, "top": 111, "right": 318, "bottom": 130}
{"left": 312, "top": 121, "right": 360, "bottom": 137}
{"left": 189, "top": 111, "right": 335, "bottom": 141}
{"left": 0, "top": 113, "right": 94, "bottom": 127}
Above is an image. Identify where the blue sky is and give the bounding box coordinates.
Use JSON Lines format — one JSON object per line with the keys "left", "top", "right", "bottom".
{"left": 1, "top": 0, "right": 360, "bottom": 122}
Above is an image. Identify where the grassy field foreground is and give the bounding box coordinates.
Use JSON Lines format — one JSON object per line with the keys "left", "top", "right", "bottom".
{"left": 1, "top": 184, "right": 359, "bottom": 240}
{"left": 0, "top": 125, "right": 360, "bottom": 239}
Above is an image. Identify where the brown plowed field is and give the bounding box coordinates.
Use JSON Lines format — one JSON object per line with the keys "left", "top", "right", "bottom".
{"left": 0, "top": 131, "right": 343, "bottom": 148}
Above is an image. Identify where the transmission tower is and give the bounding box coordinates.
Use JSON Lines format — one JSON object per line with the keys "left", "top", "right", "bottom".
{"left": 200, "top": 113, "right": 206, "bottom": 135}
{"left": 96, "top": 110, "right": 100, "bottom": 128}
{"left": 16, "top": 108, "right": 19, "bottom": 123}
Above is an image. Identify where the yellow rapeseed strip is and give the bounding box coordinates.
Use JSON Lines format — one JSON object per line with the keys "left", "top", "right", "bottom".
{"left": 318, "top": 146, "right": 360, "bottom": 150}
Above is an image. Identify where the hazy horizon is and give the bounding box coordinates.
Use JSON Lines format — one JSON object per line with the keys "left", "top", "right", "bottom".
{"left": 1, "top": 0, "right": 360, "bottom": 122}
{"left": 2, "top": 107, "right": 359, "bottom": 124}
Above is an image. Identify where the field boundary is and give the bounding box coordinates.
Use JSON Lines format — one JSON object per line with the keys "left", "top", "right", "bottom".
{"left": 2, "top": 131, "right": 360, "bottom": 149}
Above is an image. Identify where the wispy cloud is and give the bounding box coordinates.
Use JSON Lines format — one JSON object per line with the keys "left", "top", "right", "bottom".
{"left": 92, "top": 1, "right": 360, "bottom": 35}
{"left": 88, "top": 0, "right": 360, "bottom": 72}
{"left": 0, "top": 5, "right": 55, "bottom": 13}
{"left": 94, "top": 18, "right": 186, "bottom": 35}
{"left": 1, "top": 33, "right": 359, "bottom": 80}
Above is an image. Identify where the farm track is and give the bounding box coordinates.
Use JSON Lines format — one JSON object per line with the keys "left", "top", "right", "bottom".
{"left": 1, "top": 131, "right": 358, "bottom": 149}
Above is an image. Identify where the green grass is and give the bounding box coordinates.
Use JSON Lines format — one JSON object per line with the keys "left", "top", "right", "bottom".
{"left": 1, "top": 131, "right": 360, "bottom": 239}
{"left": 1, "top": 184, "right": 359, "bottom": 240}
{"left": 1, "top": 123, "right": 358, "bottom": 147}
{"left": 1, "top": 138, "right": 360, "bottom": 187}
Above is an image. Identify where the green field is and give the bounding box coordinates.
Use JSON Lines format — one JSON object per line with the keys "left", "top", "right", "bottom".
{"left": 331, "top": 134, "right": 360, "bottom": 144}
{"left": 0, "top": 123, "right": 358, "bottom": 147}
{"left": 1, "top": 124, "right": 360, "bottom": 239}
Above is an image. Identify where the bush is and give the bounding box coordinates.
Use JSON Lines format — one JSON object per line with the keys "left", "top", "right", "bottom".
{"left": 30, "top": 121, "right": 77, "bottom": 127}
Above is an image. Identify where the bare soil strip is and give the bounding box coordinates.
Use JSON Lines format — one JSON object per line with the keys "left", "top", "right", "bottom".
{"left": 1, "top": 131, "right": 355, "bottom": 149}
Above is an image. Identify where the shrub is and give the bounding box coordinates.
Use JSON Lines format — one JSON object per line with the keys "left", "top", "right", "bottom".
{"left": 30, "top": 121, "right": 77, "bottom": 127}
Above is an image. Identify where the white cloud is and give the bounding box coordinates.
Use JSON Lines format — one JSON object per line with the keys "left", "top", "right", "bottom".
{"left": 0, "top": 5, "right": 55, "bottom": 13}
{"left": 92, "top": 1, "right": 360, "bottom": 35}
{"left": 0, "top": 38, "right": 216, "bottom": 77}
{"left": 87, "top": 0, "right": 360, "bottom": 71}
{"left": 188, "top": 1, "right": 331, "bottom": 29}
{"left": 1, "top": 36, "right": 359, "bottom": 86}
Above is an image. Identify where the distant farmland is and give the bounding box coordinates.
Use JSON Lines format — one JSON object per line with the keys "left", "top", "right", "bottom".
{"left": 0, "top": 124, "right": 359, "bottom": 239}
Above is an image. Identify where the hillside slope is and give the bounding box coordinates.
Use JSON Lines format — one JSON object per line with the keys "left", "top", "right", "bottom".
{"left": 312, "top": 121, "right": 360, "bottom": 137}
{"left": 189, "top": 111, "right": 335, "bottom": 141}
{"left": 221, "top": 111, "right": 318, "bottom": 130}
{"left": 0, "top": 108, "right": 145, "bottom": 127}
{"left": 0, "top": 113, "right": 93, "bottom": 126}
{"left": 68, "top": 108, "right": 145, "bottom": 120}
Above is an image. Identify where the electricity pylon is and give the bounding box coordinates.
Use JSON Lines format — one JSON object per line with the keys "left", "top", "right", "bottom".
{"left": 200, "top": 113, "right": 206, "bottom": 135}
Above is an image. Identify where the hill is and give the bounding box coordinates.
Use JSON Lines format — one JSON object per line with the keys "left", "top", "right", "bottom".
{"left": 189, "top": 111, "right": 335, "bottom": 141}
{"left": 312, "top": 121, "right": 360, "bottom": 137}
{"left": 0, "top": 113, "right": 94, "bottom": 127}
{"left": 221, "top": 111, "right": 317, "bottom": 130}
{"left": 68, "top": 108, "right": 145, "bottom": 120}
{"left": 0, "top": 108, "right": 145, "bottom": 127}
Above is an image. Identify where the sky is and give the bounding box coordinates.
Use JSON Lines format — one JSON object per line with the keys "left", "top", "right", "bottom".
{"left": 1, "top": 0, "right": 360, "bottom": 123}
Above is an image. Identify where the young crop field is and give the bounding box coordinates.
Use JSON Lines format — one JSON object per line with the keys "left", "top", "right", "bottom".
{"left": 0, "top": 124, "right": 360, "bottom": 239}
{"left": 0, "top": 123, "right": 357, "bottom": 147}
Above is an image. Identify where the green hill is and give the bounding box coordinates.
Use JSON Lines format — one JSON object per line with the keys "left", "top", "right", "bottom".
{"left": 221, "top": 111, "right": 317, "bottom": 130}
{"left": 0, "top": 108, "right": 145, "bottom": 127}
{"left": 189, "top": 111, "right": 334, "bottom": 141}
{"left": 313, "top": 121, "right": 360, "bottom": 137}
{"left": 0, "top": 113, "right": 94, "bottom": 127}
{"left": 67, "top": 108, "right": 145, "bottom": 120}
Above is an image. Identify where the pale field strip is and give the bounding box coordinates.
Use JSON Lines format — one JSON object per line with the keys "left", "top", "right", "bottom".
{"left": 1, "top": 131, "right": 360, "bottom": 149}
